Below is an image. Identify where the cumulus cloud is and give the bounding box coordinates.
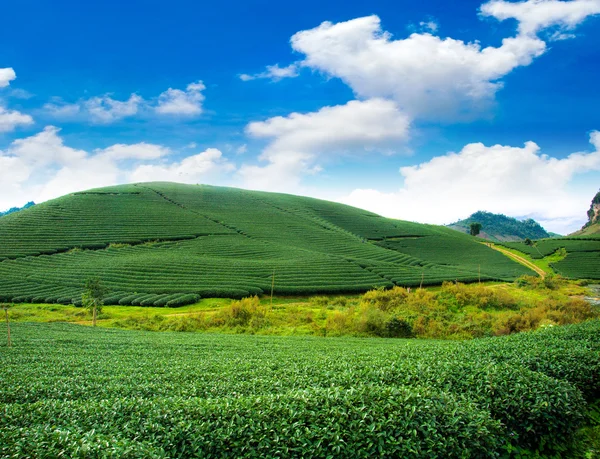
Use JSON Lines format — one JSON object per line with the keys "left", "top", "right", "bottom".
{"left": 0, "top": 68, "right": 16, "bottom": 88}
{"left": 289, "top": 15, "right": 546, "bottom": 120}
{"left": 340, "top": 131, "right": 600, "bottom": 234}
{"left": 480, "top": 0, "right": 600, "bottom": 37}
{"left": 44, "top": 94, "right": 142, "bottom": 124}
{"left": 44, "top": 81, "right": 207, "bottom": 123}
{"left": 0, "top": 106, "right": 34, "bottom": 132}
{"left": 239, "top": 98, "right": 411, "bottom": 191}
{"left": 240, "top": 64, "right": 300, "bottom": 82}
{"left": 130, "top": 148, "right": 235, "bottom": 183}
{"left": 99, "top": 143, "right": 171, "bottom": 160}
{"left": 85, "top": 94, "right": 143, "bottom": 123}
{"left": 0, "top": 126, "right": 233, "bottom": 211}
{"left": 8, "top": 126, "right": 87, "bottom": 165}
{"left": 155, "top": 81, "right": 206, "bottom": 115}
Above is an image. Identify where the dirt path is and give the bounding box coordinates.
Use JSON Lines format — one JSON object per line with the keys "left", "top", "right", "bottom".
{"left": 485, "top": 243, "right": 546, "bottom": 278}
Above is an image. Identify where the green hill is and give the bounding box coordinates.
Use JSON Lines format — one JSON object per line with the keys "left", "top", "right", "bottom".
{"left": 447, "top": 211, "right": 551, "bottom": 242}
{"left": 0, "top": 182, "right": 534, "bottom": 305}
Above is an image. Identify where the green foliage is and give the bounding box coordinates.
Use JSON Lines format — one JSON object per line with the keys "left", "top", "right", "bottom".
{"left": 1, "top": 321, "right": 599, "bottom": 456}
{"left": 81, "top": 279, "right": 105, "bottom": 325}
{"left": 0, "top": 183, "right": 534, "bottom": 303}
{"left": 449, "top": 211, "right": 550, "bottom": 241}
{"left": 352, "top": 281, "right": 596, "bottom": 339}
{"left": 385, "top": 317, "right": 413, "bottom": 337}
{"left": 470, "top": 222, "right": 482, "bottom": 236}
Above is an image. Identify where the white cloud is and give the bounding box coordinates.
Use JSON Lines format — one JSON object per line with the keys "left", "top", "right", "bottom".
{"left": 247, "top": 98, "right": 410, "bottom": 158}
{"left": 481, "top": 0, "right": 600, "bottom": 37}
{"left": 340, "top": 131, "right": 600, "bottom": 234}
{"left": 8, "top": 126, "right": 87, "bottom": 165}
{"left": 0, "top": 68, "right": 16, "bottom": 88}
{"left": 85, "top": 94, "right": 142, "bottom": 123}
{"left": 44, "top": 94, "right": 142, "bottom": 124}
{"left": 155, "top": 81, "right": 205, "bottom": 115}
{"left": 240, "top": 98, "right": 410, "bottom": 191}
{"left": 289, "top": 15, "right": 547, "bottom": 120}
{"left": 419, "top": 20, "right": 439, "bottom": 32}
{"left": 43, "top": 99, "right": 81, "bottom": 118}
{"left": 99, "top": 143, "right": 171, "bottom": 160}
{"left": 240, "top": 64, "right": 299, "bottom": 81}
{"left": 129, "top": 148, "right": 234, "bottom": 183}
{"left": 9, "top": 88, "right": 33, "bottom": 99}
{"left": 0, "top": 106, "right": 34, "bottom": 132}
{"left": 44, "top": 81, "right": 207, "bottom": 123}
{"left": 0, "top": 126, "right": 232, "bottom": 211}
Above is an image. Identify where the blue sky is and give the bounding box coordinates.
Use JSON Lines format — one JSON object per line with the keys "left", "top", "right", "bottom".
{"left": 1, "top": 0, "right": 599, "bottom": 233}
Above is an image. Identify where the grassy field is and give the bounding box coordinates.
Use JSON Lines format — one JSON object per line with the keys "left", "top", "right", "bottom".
{"left": 1, "top": 321, "right": 599, "bottom": 457}
{"left": 0, "top": 182, "right": 534, "bottom": 304}
{"left": 6, "top": 278, "right": 597, "bottom": 339}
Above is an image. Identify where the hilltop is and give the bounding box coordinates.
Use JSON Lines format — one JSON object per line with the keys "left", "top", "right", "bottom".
{"left": 572, "top": 190, "right": 600, "bottom": 236}
{"left": 447, "top": 211, "right": 552, "bottom": 242}
{"left": 0, "top": 201, "right": 34, "bottom": 217}
{"left": 0, "top": 182, "right": 533, "bottom": 305}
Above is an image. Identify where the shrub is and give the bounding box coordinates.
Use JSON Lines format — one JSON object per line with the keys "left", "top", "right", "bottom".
{"left": 355, "top": 305, "right": 387, "bottom": 336}
{"left": 216, "top": 296, "right": 267, "bottom": 328}
{"left": 165, "top": 294, "right": 200, "bottom": 307}
{"left": 361, "top": 286, "right": 408, "bottom": 312}
{"left": 385, "top": 317, "right": 413, "bottom": 338}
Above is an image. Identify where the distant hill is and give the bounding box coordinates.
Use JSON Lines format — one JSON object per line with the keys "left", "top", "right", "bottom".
{"left": 0, "top": 201, "right": 35, "bottom": 217}
{"left": 0, "top": 183, "right": 533, "bottom": 305}
{"left": 571, "top": 190, "right": 600, "bottom": 236}
{"left": 447, "top": 211, "right": 551, "bottom": 242}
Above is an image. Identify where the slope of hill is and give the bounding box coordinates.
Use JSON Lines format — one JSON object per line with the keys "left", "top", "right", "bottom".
{"left": 0, "top": 182, "right": 534, "bottom": 305}
{"left": 571, "top": 190, "right": 600, "bottom": 236}
{"left": 447, "top": 211, "right": 551, "bottom": 242}
{"left": 0, "top": 201, "right": 35, "bottom": 217}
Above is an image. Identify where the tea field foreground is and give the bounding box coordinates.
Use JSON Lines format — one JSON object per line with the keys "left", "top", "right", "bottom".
{"left": 1, "top": 322, "right": 599, "bottom": 458}
{"left": 0, "top": 182, "right": 534, "bottom": 305}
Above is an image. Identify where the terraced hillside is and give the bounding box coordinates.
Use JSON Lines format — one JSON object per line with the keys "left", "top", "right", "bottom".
{"left": 500, "top": 236, "right": 600, "bottom": 279}
{"left": 0, "top": 183, "right": 533, "bottom": 305}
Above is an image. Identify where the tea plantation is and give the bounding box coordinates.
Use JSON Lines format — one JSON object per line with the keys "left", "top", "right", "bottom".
{"left": 500, "top": 237, "right": 600, "bottom": 279}
{"left": 0, "top": 183, "right": 533, "bottom": 304}
{"left": 1, "top": 321, "right": 599, "bottom": 457}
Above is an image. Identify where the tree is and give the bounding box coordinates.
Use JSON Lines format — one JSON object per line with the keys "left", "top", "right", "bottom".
{"left": 1, "top": 303, "right": 12, "bottom": 347}
{"left": 469, "top": 222, "right": 482, "bottom": 237}
{"left": 524, "top": 238, "right": 533, "bottom": 246}
{"left": 82, "top": 278, "right": 105, "bottom": 327}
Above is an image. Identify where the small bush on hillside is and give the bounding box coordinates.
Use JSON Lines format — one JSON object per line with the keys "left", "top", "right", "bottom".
{"left": 355, "top": 305, "right": 387, "bottom": 336}
{"left": 438, "top": 282, "right": 519, "bottom": 311}
{"left": 516, "top": 274, "right": 568, "bottom": 290}
{"left": 385, "top": 317, "right": 413, "bottom": 338}
{"left": 330, "top": 296, "right": 348, "bottom": 308}
{"left": 215, "top": 296, "right": 268, "bottom": 329}
{"left": 309, "top": 296, "right": 330, "bottom": 307}
{"left": 361, "top": 286, "right": 409, "bottom": 312}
